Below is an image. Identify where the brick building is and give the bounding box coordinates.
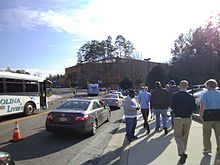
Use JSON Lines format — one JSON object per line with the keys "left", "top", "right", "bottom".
{"left": 65, "top": 58, "right": 162, "bottom": 88}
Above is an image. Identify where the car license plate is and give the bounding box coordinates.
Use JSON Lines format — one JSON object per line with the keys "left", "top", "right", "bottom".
{"left": 60, "top": 117, "right": 67, "bottom": 122}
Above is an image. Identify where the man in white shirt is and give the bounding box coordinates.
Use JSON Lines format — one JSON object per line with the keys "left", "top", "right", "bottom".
{"left": 124, "top": 90, "right": 140, "bottom": 142}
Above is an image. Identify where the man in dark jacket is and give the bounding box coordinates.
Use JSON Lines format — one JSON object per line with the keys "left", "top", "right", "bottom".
{"left": 171, "top": 80, "right": 197, "bottom": 164}
{"left": 168, "top": 80, "right": 180, "bottom": 128}
{"left": 150, "top": 81, "right": 169, "bottom": 134}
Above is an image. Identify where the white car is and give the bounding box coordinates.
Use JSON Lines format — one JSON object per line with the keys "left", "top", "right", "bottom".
{"left": 191, "top": 88, "right": 207, "bottom": 106}
{"left": 187, "top": 88, "right": 205, "bottom": 95}
{"left": 111, "top": 91, "right": 125, "bottom": 99}
{"left": 101, "top": 94, "right": 123, "bottom": 109}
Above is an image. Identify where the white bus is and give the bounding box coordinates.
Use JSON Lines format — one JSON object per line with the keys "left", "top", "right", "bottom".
{"left": 0, "top": 71, "right": 48, "bottom": 117}
{"left": 87, "top": 83, "right": 99, "bottom": 96}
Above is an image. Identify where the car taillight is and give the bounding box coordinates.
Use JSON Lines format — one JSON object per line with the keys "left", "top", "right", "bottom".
{"left": 47, "top": 113, "right": 54, "bottom": 120}
{"left": 74, "top": 115, "right": 89, "bottom": 122}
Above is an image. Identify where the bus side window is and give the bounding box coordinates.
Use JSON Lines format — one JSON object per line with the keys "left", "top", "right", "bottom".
{"left": 6, "top": 83, "right": 23, "bottom": 93}
{"left": 0, "top": 82, "right": 3, "bottom": 93}
{"left": 25, "top": 84, "right": 38, "bottom": 92}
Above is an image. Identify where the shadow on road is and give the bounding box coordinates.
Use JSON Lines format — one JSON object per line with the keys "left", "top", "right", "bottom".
{"left": 0, "top": 130, "right": 90, "bottom": 161}
{"left": 81, "top": 147, "right": 123, "bottom": 165}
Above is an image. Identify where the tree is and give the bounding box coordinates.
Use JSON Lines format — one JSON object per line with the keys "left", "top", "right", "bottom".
{"left": 146, "top": 65, "right": 167, "bottom": 89}
{"left": 120, "top": 77, "right": 133, "bottom": 90}
{"left": 170, "top": 14, "right": 220, "bottom": 85}
{"left": 77, "top": 35, "right": 135, "bottom": 63}
{"left": 124, "top": 40, "right": 135, "bottom": 58}
{"left": 15, "top": 69, "right": 30, "bottom": 75}
{"left": 115, "top": 35, "right": 126, "bottom": 57}
{"left": 103, "top": 36, "right": 115, "bottom": 59}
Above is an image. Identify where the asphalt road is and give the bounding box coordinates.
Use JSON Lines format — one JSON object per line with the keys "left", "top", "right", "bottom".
{"left": 0, "top": 93, "right": 124, "bottom": 165}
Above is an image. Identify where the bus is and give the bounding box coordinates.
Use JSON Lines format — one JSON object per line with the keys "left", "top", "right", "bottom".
{"left": 0, "top": 71, "right": 48, "bottom": 117}
{"left": 87, "top": 83, "right": 99, "bottom": 96}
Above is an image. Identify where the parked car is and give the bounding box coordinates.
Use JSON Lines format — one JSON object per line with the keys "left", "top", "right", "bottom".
{"left": 111, "top": 91, "right": 125, "bottom": 99}
{"left": 192, "top": 84, "right": 205, "bottom": 89}
{"left": 190, "top": 88, "right": 207, "bottom": 106}
{"left": 187, "top": 88, "right": 207, "bottom": 113}
{"left": 45, "top": 98, "right": 111, "bottom": 135}
{"left": 0, "top": 151, "right": 15, "bottom": 165}
{"left": 101, "top": 94, "right": 123, "bottom": 109}
{"left": 187, "top": 88, "right": 205, "bottom": 95}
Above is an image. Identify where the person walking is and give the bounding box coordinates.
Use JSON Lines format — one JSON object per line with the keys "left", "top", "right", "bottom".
{"left": 150, "top": 81, "right": 169, "bottom": 134}
{"left": 124, "top": 90, "right": 140, "bottom": 142}
{"left": 199, "top": 79, "right": 220, "bottom": 155}
{"left": 138, "top": 86, "right": 151, "bottom": 134}
{"left": 171, "top": 80, "right": 197, "bottom": 164}
{"left": 168, "top": 80, "right": 180, "bottom": 128}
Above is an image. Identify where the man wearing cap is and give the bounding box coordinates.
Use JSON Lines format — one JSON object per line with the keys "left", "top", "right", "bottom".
{"left": 124, "top": 90, "right": 140, "bottom": 142}
{"left": 171, "top": 80, "right": 197, "bottom": 164}
{"left": 168, "top": 80, "right": 180, "bottom": 128}
{"left": 138, "top": 86, "right": 151, "bottom": 134}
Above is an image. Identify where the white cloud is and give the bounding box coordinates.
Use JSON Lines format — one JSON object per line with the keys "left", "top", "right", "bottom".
{"left": 1, "top": 0, "right": 220, "bottom": 63}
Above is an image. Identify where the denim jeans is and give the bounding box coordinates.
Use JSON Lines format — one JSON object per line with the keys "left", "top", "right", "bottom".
{"left": 154, "top": 109, "right": 168, "bottom": 129}
{"left": 141, "top": 108, "right": 150, "bottom": 131}
{"left": 125, "top": 117, "right": 137, "bottom": 140}
{"left": 171, "top": 109, "right": 174, "bottom": 127}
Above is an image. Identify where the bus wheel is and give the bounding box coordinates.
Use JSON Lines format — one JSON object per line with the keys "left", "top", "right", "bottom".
{"left": 24, "top": 103, "right": 34, "bottom": 116}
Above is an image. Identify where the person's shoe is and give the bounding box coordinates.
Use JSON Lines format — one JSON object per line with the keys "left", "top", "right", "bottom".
{"left": 127, "top": 138, "right": 132, "bottom": 143}
{"left": 203, "top": 149, "right": 211, "bottom": 154}
{"left": 164, "top": 128, "right": 168, "bottom": 135}
{"left": 147, "top": 129, "right": 150, "bottom": 134}
{"left": 179, "top": 153, "right": 187, "bottom": 164}
{"left": 131, "top": 136, "right": 138, "bottom": 139}
{"left": 155, "top": 128, "right": 160, "bottom": 132}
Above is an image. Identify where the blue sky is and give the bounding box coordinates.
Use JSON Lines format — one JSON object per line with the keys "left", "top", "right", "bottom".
{"left": 0, "top": 0, "right": 220, "bottom": 77}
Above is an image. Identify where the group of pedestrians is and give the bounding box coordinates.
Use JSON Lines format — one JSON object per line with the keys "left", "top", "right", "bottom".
{"left": 123, "top": 78, "right": 220, "bottom": 164}
{"left": 123, "top": 80, "right": 176, "bottom": 143}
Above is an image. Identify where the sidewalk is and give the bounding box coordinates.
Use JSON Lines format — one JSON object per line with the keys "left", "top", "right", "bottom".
{"left": 105, "top": 111, "right": 220, "bottom": 165}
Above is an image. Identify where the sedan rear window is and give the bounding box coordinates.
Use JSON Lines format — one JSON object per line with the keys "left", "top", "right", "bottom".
{"left": 104, "top": 94, "right": 118, "bottom": 98}
{"left": 56, "top": 100, "right": 90, "bottom": 111}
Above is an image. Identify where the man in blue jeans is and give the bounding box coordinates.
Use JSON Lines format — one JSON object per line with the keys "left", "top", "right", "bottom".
{"left": 138, "top": 86, "right": 151, "bottom": 134}
{"left": 150, "top": 81, "right": 169, "bottom": 134}
{"left": 124, "top": 90, "right": 140, "bottom": 142}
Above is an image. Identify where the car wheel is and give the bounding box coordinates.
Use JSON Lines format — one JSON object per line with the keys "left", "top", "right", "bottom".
{"left": 106, "top": 111, "right": 111, "bottom": 122}
{"left": 24, "top": 102, "right": 35, "bottom": 116}
{"left": 90, "top": 120, "right": 98, "bottom": 135}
